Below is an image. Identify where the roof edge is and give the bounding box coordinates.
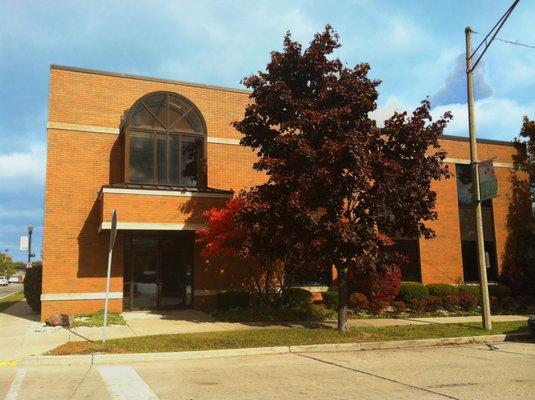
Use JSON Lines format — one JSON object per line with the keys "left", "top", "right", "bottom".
{"left": 441, "top": 134, "right": 517, "bottom": 147}
{"left": 50, "top": 64, "right": 252, "bottom": 95}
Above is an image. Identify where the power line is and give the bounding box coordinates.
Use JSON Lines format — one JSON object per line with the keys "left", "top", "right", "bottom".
{"left": 472, "top": 30, "right": 535, "bottom": 50}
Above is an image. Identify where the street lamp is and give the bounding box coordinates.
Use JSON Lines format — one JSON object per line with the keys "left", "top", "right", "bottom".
{"left": 27, "top": 224, "right": 34, "bottom": 265}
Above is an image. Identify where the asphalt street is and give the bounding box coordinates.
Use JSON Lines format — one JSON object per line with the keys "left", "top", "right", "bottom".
{"left": 0, "top": 341, "right": 534, "bottom": 399}
{"left": 0, "top": 283, "right": 23, "bottom": 299}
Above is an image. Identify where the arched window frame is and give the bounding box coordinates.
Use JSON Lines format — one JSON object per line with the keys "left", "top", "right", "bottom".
{"left": 121, "top": 91, "right": 207, "bottom": 187}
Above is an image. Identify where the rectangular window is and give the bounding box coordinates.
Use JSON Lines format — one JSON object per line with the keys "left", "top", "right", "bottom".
{"left": 156, "top": 133, "right": 167, "bottom": 184}
{"left": 168, "top": 135, "right": 179, "bottom": 186}
{"left": 393, "top": 239, "right": 421, "bottom": 282}
{"left": 455, "top": 164, "right": 497, "bottom": 282}
{"left": 181, "top": 136, "right": 204, "bottom": 186}
{"left": 129, "top": 131, "right": 154, "bottom": 183}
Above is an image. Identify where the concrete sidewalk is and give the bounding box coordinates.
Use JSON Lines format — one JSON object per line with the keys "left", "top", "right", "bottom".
{"left": 0, "top": 300, "right": 528, "bottom": 362}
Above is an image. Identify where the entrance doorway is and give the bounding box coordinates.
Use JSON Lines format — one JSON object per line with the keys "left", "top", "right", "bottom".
{"left": 123, "top": 232, "right": 194, "bottom": 310}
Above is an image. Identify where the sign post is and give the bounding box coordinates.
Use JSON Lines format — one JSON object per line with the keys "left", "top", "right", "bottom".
{"left": 102, "top": 209, "right": 118, "bottom": 343}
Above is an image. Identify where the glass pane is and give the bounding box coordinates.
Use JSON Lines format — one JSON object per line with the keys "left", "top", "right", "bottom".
{"left": 156, "top": 134, "right": 167, "bottom": 184}
{"left": 181, "top": 136, "right": 204, "bottom": 186}
{"left": 160, "top": 239, "right": 184, "bottom": 308}
{"left": 144, "top": 94, "right": 166, "bottom": 129}
{"left": 129, "top": 131, "right": 154, "bottom": 183}
{"left": 168, "top": 135, "right": 179, "bottom": 185}
{"left": 132, "top": 250, "right": 158, "bottom": 309}
{"left": 393, "top": 239, "right": 421, "bottom": 282}
{"left": 169, "top": 95, "right": 203, "bottom": 132}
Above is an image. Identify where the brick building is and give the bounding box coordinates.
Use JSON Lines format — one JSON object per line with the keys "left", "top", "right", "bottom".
{"left": 41, "top": 65, "right": 524, "bottom": 320}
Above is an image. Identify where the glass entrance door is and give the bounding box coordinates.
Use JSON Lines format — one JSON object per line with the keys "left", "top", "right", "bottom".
{"left": 124, "top": 233, "right": 194, "bottom": 310}
{"left": 131, "top": 249, "right": 159, "bottom": 309}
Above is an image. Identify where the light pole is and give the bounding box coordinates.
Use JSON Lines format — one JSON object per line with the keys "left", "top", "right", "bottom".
{"left": 27, "top": 224, "right": 34, "bottom": 265}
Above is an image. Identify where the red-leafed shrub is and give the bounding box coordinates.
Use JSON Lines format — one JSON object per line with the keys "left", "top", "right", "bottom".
{"left": 348, "top": 292, "right": 369, "bottom": 312}
{"left": 459, "top": 291, "right": 478, "bottom": 311}
{"left": 410, "top": 298, "right": 426, "bottom": 313}
{"left": 369, "top": 300, "right": 388, "bottom": 314}
{"left": 392, "top": 300, "right": 406, "bottom": 314}
{"left": 490, "top": 296, "right": 501, "bottom": 313}
{"left": 423, "top": 295, "right": 443, "bottom": 312}
{"left": 348, "top": 265, "right": 402, "bottom": 306}
{"left": 442, "top": 294, "right": 461, "bottom": 311}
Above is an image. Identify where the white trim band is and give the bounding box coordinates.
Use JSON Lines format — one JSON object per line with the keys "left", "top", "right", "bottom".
{"left": 193, "top": 285, "right": 330, "bottom": 296}
{"left": 100, "top": 222, "right": 206, "bottom": 231}
{"left": 443, "top": 157, "right": 514, "bottom": 168}
{"left": 48, "top": 121, "right": 242, "bottom": 145}
{"left": 41, "top": 292, "right": 123, "bottom": 301}
{"left": 102, "top": 187, "right": 232, "bottom": 198}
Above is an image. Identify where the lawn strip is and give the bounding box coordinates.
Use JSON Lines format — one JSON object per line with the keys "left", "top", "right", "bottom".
{"left": 49, "top": 320, "right": 528, "bottom": 355}
{"left": 0, "top": 291, "right": 24, "bottom": 313}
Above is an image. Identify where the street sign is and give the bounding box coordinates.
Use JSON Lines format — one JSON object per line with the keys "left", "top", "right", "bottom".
{"left": 20, "top": 236, "right": 28, "bottom": 251}
{"left": 109, "top": 209, "right": 118, "bottom": 250}
{"left": 478, "top": 159, "right": 498, "bottom": 201}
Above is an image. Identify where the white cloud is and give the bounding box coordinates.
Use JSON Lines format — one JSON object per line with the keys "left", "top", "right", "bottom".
{"left": 370, "top": 98, "right": 405, "bottom": 126}
{"left": 431, "top": 97, "right": 535, "bottom": 140}
{"left": 0, "top": 143, "right": 46, "bottom": 182}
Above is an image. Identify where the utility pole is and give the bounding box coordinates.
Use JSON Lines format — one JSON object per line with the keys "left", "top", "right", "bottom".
{"left": 463, "top": 0, "right": 520, "bottom": 332}
{"left": 465, "top": 27, "right": 492, "bottom": 332}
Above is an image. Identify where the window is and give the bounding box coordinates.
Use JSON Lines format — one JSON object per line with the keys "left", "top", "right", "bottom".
{"left": 123, "top": 92, "right": 206, "bottom": 186}
{"left": 393, "top": 239, "right": 421, "bottom": 282}
{"left": 455, "top": 164, "right": 497, "bottom": 282}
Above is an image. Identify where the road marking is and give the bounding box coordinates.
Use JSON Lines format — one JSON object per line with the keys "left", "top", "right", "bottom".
{"left": 98, "top": 365, "right": 159, "bottom": 399}
{"left": 0, "top": 361, "right": 17, "bottom": 367}
{"left": 4, "top": 368, "right": 27, "bottom": 400}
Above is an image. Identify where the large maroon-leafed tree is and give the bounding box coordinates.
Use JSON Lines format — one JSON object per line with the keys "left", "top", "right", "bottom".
{"left": 233, "top": 26, "right": 452, "bottom": 331}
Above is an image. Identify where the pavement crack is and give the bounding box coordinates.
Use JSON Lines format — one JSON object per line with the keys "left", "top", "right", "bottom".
{"left": 69, "top": 363, "right": 93, "bottom": 399}
{"left": 294, "top": 353, "right": 460, "bottom": 400}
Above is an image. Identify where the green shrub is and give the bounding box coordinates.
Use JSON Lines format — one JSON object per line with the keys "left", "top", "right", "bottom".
{"left": 348, "top": 292, "right": 369, "bottom": 312}
{"left": 398, "top": 281, "right": 428, "bottom": 303}
{"left": 488, "top": 284, "right": 512, "bottom": 300}
{"left": 426, "top": 283, "right": 457, "bottom": 297}
{"left": 501, "top": 297, "right": 519, "bottom": 313}
{"left": 457, "top": 285, "right": 481, "bottom": 303}
{"left": 322, "top": 289, "right": 338, "bottom": 310}
{"left": 284, "top": 288, "right": 313, "bottom": 315}
{"left": 23, "top": 264, "right": 42, "bottom": 312}
{"left": 216, "top": 291, "right": 249, "bottom": 311}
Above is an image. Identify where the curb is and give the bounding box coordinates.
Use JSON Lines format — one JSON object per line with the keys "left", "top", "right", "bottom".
{"left": 20, "top": 333, "right": 532, "bottom": 366}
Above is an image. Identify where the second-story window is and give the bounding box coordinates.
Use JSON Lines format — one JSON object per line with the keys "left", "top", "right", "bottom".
{"left": 123, "top": 92, "right": 206, "bottom": 187}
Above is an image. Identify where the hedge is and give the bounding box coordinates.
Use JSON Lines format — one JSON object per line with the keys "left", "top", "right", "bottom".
{"left": 216, "top": 291, "right": 249, "bottom": 311}
{"left": 284, "top": 288, "right": 313, "bottom": 314}
{"left": 398, "top": 281, "right": 428, "bottom": 303}
{"left": 457, "top": 285, "right": 481, "bottom": 303}
{"left": 488, "top": 284, "right": 512, "bottom": 300}
{"left": 426, "top": 283, "right": 457, "bottom": 297}
{"left": 23, "top": 264, "right": 42, "bottom": 312}
{"left": 322, "top": 289, "right": 338, "bottom": 310}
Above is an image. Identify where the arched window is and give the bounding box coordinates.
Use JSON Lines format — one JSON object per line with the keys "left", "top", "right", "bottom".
{"left": 122, "top": 92, "right": 206, "bottom": 187}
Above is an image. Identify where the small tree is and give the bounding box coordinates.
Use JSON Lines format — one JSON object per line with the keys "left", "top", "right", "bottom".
{"left": 502, "top": 116, "right": 535, "bottom": 294}
{"left": 234, "top": 26, "right": 451, "bottom": 331}
{"left": 0, "top": 252, "right": 15, "bottom": 277}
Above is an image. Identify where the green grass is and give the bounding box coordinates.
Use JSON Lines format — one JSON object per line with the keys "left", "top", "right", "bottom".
{"left": 70, "top": 311, "right": 126, "bottom": 327}
{"left": 0, "top": 291, "right": 24, "bottom": 313}
{"left": 49, "top": 320, "right": 529, "bottom": 355}
{"left": 211, "top": 303, "right": 337, "bottom": 322}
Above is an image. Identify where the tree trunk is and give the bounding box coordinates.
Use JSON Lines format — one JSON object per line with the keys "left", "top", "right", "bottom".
{"left": 337, "top": 267, "right": 348, "bottom": 332}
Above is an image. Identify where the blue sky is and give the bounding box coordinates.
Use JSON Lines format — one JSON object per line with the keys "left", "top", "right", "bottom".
{"left": 1, "top": 0, "right": 534, "bottom": 262}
